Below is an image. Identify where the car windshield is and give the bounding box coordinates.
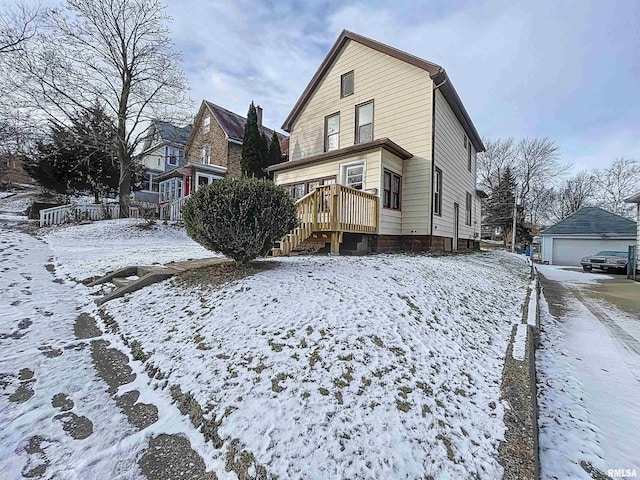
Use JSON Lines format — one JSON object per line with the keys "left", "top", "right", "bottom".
{"left": 594, "top": 251, "right": 627, "bottom": 257}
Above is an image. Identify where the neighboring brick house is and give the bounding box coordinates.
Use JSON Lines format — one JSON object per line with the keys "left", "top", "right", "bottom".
{"left": 184, "top": 100, "right": 287, "bottom": 178}
{"left": 157, "top": 100, "right": 287, "bottom": 219}
{"left": 267, "top": 30, "right": 486, "bottom": 255}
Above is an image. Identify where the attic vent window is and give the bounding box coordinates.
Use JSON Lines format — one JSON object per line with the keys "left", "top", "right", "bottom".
{"left": 341, "top": 71, "right": 354, "bottom": 98}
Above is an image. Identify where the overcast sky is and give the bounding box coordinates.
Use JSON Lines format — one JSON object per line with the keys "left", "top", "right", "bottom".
{"left": 162, "top": 0, "right": 639, "bottom": 175}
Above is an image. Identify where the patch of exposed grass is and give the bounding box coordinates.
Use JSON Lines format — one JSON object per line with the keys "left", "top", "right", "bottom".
{"left": 175, "top": 261, "right": 277, "bottom": 289}
{"left": 271, "top": 373, "right": 290, "bottom": 393}
{"left": 396, "top": 400, "right": 411, "bottom": 412}
{"left": 437, "top": 434, "right": 455, "bottom": 461}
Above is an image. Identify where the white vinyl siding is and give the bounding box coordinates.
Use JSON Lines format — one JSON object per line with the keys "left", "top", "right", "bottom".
{"left": 379, "top": 150, "right": 403, "bottom": 235}
{"left": 288, "top": 39, "right": 433, "bottom": 235}
{"left": 433, "top": 89, "right": 477, "bottom": 240}
{"left": 274, "top": 150, "right": 381, "bottom": 194}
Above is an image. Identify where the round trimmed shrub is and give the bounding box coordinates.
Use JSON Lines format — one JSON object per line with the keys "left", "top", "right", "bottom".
{"left": 182, "top": 177, "right": 298, "bottom": 264}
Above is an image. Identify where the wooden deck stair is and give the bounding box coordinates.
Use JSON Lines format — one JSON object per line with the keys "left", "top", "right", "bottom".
{"left": 271, "top": 184, "right": 379, "bottom": 257}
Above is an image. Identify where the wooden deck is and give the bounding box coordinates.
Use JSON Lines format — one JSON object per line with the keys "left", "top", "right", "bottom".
{"left": 273, "top": 184, "right": 379, "bottom": 256}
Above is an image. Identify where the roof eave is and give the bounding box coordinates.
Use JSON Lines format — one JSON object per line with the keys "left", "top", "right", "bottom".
{"left": 267, "top": 138, "right": 412, "bottom": 173}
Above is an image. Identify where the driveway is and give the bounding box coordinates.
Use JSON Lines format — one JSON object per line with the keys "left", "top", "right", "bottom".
{"left": 536, "top": 265, "right": 640, "bottom": 479}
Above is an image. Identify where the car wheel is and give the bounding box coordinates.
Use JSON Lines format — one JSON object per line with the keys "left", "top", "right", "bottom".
{"left": 582, "top": 265, "right": 592, "bottom": 271}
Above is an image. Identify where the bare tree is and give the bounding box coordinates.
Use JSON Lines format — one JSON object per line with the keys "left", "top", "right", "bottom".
{"left": 591, "top": 158, "right": 640, "bottom": 219}
{"left": 476, "top": 137, "right": 516, "bottom": 192}
{"left": 0, "top": 2, "right": 39, "bottom": 54}
{"left": 7, "top": 0, "right": 190, "bottom": 215}
{"left": 514, "top": 137, "right": 571, "bottom": 223}
{"left": 549, "top": 171, "right": 593, "bottom": 222}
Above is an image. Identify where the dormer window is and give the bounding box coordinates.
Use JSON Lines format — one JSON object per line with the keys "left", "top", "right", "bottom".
{"left": 203, "top": 115, "right": 210, "bottom": 133}
{"left": 341, "top": 71, "right": 354, "bottom": 98}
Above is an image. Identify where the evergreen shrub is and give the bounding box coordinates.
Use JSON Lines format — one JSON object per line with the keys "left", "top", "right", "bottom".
{"left": 182, "top": 177, "right": 298, "bottom": 264}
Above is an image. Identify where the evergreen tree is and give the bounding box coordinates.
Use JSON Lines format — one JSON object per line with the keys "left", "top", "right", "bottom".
{"left": 266, "top": 131, "right": 282, "bottom": 174}
{"left": 260, "top": 132, "right": 269, "bottom": 171}
{"left": 240, "top": 102, "right": 266, "bottom": 178}
{"left": 24, "top": 104, "right": 122, "bottom": 202}
{"left": 485, "top": 167, "right": 517, "bottom": 246}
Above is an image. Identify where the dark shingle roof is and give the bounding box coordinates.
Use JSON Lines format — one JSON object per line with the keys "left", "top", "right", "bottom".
{"left": 205, "top": 101, "right": 286, "bottom": 144}
{"left": 541, "top": 207, "right": 636, "bottom": 236}
{"left": 154, "top": 121, "right": 192, "bottom": 145}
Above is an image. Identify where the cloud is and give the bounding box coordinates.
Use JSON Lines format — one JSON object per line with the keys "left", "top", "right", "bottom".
{"left": 163, "top": 0, "right": 639, "bottom": 173}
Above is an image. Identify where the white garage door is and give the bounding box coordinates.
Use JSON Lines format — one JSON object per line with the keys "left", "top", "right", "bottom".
{"left": 552, "top": 238, "right": 634, "bottom": 266}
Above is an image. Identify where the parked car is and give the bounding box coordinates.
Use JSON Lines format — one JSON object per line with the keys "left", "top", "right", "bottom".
{"left": 580, "top": 251, "right": 628, "bottom": 272}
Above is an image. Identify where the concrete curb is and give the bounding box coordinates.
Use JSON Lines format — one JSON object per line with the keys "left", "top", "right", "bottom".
{"left": 498, "top": 261, "right": 540, "bottom": 479}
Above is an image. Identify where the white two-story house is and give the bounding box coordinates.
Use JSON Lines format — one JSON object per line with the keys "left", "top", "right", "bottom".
{"left": 268, "top": 30, "right": 485, "bottom": 254}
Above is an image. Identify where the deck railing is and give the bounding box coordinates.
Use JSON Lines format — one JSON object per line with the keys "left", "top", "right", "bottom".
{"left": 275, "top": 184, "right": 379, "bottom": 256}
{"left": 39, "top": 203, "right": 144, "bottom": 226}
{"left": 159, "top": 195, "right": 190, "bottom": 221}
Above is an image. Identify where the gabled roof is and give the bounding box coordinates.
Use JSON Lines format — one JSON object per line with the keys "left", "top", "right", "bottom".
{"left": 281, "top": 30, "right": 485, "bottom": 152}
{"left": 141, "top": 120, "right": 192, "bottom": 152}
{"left": 541, "top": 207, "right": 636, "bottom": 236}
{"left": 204, "top": 101, "right": 286, "bottom": 144}
{"left": 624, "top": 191, "right": 640, "bottom": 203}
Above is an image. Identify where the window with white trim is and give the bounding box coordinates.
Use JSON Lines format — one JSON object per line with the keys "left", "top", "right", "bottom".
{"left": 342, "top": 162, "right": 364, "bottom": 190}
{"left": 200, "top": 144, "right": 211, "bottom": 164}
{"left": 203, "top": 115, "right": 210, "bottom": 133}
{"left": 167, "top": 146, "right": 179, "bottom": 166}
{"left": 325, "top": 113, "right": 340, "bottom": 152}
{"left": 355, "top": 101, "right": 373, "bottom": 144}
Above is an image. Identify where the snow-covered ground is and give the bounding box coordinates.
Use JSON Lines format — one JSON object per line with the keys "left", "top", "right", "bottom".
{"left": 103, "top": 251, "right": 531, "bottom": 479}
{"left": 2, "top": 214, "right": 534, "bottom": 478}
{"left": 537, "top": 265, "right": 640, "bottom": 479}
{"left": 0, "top": 221, "right": 219, "bottom": 479}
{"left": 41, "top": 219, "right": 222, "bottom": 281}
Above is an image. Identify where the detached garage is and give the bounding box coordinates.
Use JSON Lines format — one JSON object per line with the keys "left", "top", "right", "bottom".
{"left": 540, "top": 207, "right": 636, "bottom": 266}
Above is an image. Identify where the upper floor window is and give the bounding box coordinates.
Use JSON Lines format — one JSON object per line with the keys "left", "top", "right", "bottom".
{"left": 434, "top": 168, "right": 442, "bottom": 216}
{"left": 341, "top": 71, "right": 354, "bottom": 98}
{"left": 355, "top": 101, "right": 373, "bottom": 144}
{"left": 325, "top": 113, "right": 340, "bottom": 152}
{"left": 467, "top": 142, "right": 473, "bottom": 172}
{"left": 167, "top": 146, "right": 179, "bottom": 166}
{"left": 466, "top": 192, "right": 472, "bottom": 225}
{"left": 383, "top": 170, "right": 402, "bottom": 210}
{"left": 200, "top": 144, "right": 211, "bottom": 164}
{"left": 203, "top": 115, "right": 211, "bottom": 133}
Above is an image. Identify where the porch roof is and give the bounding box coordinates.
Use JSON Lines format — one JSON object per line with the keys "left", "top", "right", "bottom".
{"left": 266, "top": 138, "right": 412, "bottom": 173}
{"left": 156, "top": 163, "right": 227, "bottom": 182}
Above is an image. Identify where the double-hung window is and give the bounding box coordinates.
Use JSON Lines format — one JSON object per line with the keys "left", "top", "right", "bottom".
{"left": 203, "top": 115, "right": 210, "bottom": 133}
{"left": 355, "top": 101, "right": 373, "bottom": 144}
{"left": 466, "top": 192, "right": 472, "bottom": 225}
{"left": 325, "top": 113, "right": 340, "bottom": 152}
{"left": 344, "top": 163, "right": 364, "bottom": 190}
{"left": 383, "top": 170, "right": 402, "bottom": 210}
{"left": 200, "top": 144, "right": 211, "bottom": 164}
{"left": 467, "top": 142, "right": 472, "bottom": 171}
{"left": 167, "top": 146, "right": 178, "bottom": 166}
{"left": 434, "top": 168, "right": 443, "bottom": 216}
